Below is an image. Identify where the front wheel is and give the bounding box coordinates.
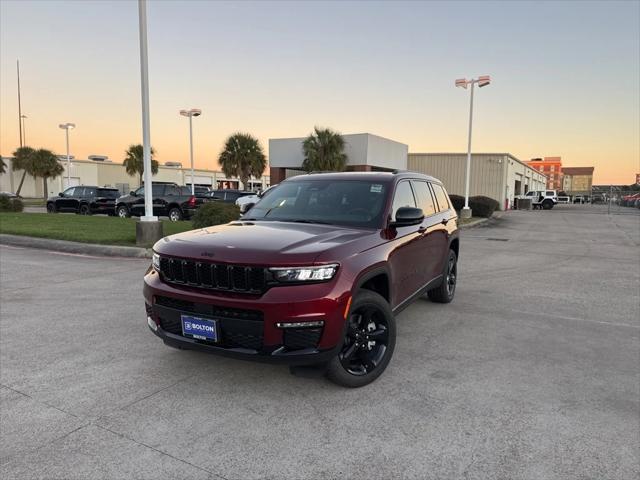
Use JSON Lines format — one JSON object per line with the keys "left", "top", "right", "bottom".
{"left": 46, "top": 203, "right": 57, "bottom": 213}
{"left": 325, "top": 290, "right": 396, "bottom": 388}
{"left": 542, "top": 200, "right": 553, "bottom": 210}
{"left": 78, "top": 204, "right": 90, "bottom": 215}
{"left": 116, "top": 205, "right": 130, "bottom": 218}
{"left": 427, "top": 250, "right": 457, "bottom": 304}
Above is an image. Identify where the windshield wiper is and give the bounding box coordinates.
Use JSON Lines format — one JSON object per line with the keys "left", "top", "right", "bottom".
{"left": 287, "top": 219, "right": 332, "bottom": 225}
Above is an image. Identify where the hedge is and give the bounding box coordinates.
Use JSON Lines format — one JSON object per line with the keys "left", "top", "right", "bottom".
{"left": 192, "top": 202, "right": 240, "bottom": 228}
{"left": 448, "top": 194, "right": 465, "bottom": 212}
{"left": 469, "top": 195, "right": 499, "bottom": 218}
{"left": 0, "top": 195, "right": 24, "bottom": 213}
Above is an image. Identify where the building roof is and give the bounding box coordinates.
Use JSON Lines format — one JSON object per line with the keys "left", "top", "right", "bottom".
{"left": 562, "top": 167, "right": 594, "bottom": 176}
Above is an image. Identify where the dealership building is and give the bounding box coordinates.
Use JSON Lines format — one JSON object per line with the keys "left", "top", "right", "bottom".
{"left": 269, "top": 133, "right": 547, "bottom": 210}
{"left": 2, "top": 132, "right": 546, "bottom": 210}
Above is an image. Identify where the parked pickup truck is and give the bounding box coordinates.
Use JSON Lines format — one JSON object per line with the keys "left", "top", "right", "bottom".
{"left": 519, "top": 190, "right": 558, "bottom": 210}
{"left": 115, "top": 182, "right": 207, "bottom": 221}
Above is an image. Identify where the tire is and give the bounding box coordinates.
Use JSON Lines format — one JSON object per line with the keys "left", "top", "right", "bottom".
{"left": 427, "top": 250, "right": 457, "bottom": 304}
{"left": 78, "top": 204, "right": 90, "bottom": 215}
{"left": 46, "top": 203, "right": 57, "bottom": 213}
{"left": 116, "top": 205, "right": 130, "bottom": 218}
{"left": 168, "top": 207, "right": 183, "bottom": 222}
{"left": 542, "top": 200, "right": 553, "bottom": 210}
{"left": 325, "top": 289, "right": 396, "bottom": 388}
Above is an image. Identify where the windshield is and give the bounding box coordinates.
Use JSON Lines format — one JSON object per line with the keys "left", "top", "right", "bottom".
{"left": 245, "top": 179, "right": 389, "bottom": 228}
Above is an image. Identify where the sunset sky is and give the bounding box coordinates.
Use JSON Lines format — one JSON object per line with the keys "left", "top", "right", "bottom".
{"left": 1, "top": 0, "right": 638, "bottom": 184}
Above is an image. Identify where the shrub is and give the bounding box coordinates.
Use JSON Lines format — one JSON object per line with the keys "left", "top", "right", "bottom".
{"left": 0, "top": 195, "right": 24, "bottom": 212}
{"left": 192, "top": 202, "right": 240, "bottom": 228}
{"left": 469, "top": 195, "right": 499, "bottom": 218}
{"left": 448, "top": 194, "right": 465, "bottom": 212}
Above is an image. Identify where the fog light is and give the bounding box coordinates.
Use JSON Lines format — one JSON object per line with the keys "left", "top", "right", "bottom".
{"left": 276, "top": 321, "right": 324, "bottom": 329}
{"left": 147, "top": 316, "right": 158, "bottom": 331}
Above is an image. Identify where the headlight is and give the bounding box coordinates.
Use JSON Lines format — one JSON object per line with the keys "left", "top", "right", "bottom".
{"left": 269, "top": 264, "right": 338, "bottom": 283}
{"left": 152, "top": 252, "right": 160, "bottom": 271}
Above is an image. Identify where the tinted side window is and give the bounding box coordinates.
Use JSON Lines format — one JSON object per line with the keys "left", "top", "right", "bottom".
{"left": 63, "top": 187, "right": 75, "bottom": 196}
{"left": 98, "top": 189, "right": 119, "bottom": 198}
{"left": 391, "top": 181, "right": 416, "bottom": 220}
{"left": 431, "top": 184, "right": 451, "bottom": 212}
{"left": 225, "top": 192, "right": 240, "bottom": 201}
{"left": 84, "top": 187, "right": 96, "bottom": 197}
{"left": 73, "top": 187, "right": 85, "bottom": 197}
{"left": 411, "top": 181, "right": 437, "bottom": 216}
{"left": 151, "top": 184, "right": 165, "bottom": 196}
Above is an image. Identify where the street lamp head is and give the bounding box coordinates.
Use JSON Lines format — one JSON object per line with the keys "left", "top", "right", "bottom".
{"left": 21, "top": 114, "right": 27, "bottom": 119}
{"left": 455, "top": 78, "right": 468, "bottom": 89}
{"left": 59, "top": 122, "right": 75, "bottom": 130}
{"left": 477, "top": 75, "right": 491, "bottom": 88}
{"left": 180, "top": 108, "right": 202, "bottom": 117}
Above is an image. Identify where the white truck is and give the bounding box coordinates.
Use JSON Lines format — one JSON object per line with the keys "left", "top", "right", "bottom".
{"left": 519, "top": 190, "right": 558, "bottom": 210}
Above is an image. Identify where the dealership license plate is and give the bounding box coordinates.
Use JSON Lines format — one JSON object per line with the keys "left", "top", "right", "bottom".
{"left": 181, "top": 315, "right": 218, "bottom": 342}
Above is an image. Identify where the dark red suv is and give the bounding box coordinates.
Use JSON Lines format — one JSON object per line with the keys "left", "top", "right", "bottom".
{"left": 144, "top": 172, "right": 459, "bottom": 387}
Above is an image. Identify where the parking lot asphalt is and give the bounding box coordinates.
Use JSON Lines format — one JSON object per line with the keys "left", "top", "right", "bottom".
{"left": 1, "top": 204, "right": 638, "bottom": 480}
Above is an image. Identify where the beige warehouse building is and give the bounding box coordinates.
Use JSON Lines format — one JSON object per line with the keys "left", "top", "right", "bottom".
{"left": 0, "top": 157, "right": 270, "bottom": 198}
{"left": 408, "top": 153, "right": 547, "bottom": 210}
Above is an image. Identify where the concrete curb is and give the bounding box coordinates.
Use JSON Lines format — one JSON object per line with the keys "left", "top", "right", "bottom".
{"left": 0, "top": 234, "right": 151, "bottom": 258}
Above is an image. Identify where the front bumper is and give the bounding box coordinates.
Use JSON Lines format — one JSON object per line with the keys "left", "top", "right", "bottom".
{"left": 143, "top": 269, "right": 350, "bottom": 365}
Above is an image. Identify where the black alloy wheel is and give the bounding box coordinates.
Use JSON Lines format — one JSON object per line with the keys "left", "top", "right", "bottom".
{"left": 79, "top": 204, "right": 90, "bottom": 215}
{"left": 326, "top": 290, "right": 396, "bottom": 388}
{"left": 427, "top": 249, "right": 458, "bottom": 304}
{"left": 46, "top": 203, "right": 56, "bottom": 213}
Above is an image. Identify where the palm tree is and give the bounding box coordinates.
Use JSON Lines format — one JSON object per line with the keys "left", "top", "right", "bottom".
{"left": 0, "top": 158, "right": 6, "bottom": 175}
{"left": 218, "top": 133, "right": 267, "bottom": 190}
{"left": 123, "top": 144, "right": 158, "bottom": 186}
{"left": 302, "top": 127, "right": 347, "bottom": 173}
{"left": 11, "top": 146, "right": 36, "bottom": 196}
{"left": 31, "top": 149, "right": 64, "bottom": 199}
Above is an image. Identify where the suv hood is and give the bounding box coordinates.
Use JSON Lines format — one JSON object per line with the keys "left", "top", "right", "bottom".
{"left": 153, "top": 221, "right": 382, "bottom": 265}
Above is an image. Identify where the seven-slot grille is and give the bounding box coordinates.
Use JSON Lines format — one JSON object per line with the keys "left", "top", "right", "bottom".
{"left": 159, "top": 256, "right": 266, "bottom": 293}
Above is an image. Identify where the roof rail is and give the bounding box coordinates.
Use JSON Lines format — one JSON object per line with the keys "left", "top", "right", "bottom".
{"left": 392, "top": 169, "right": 407, "bottom": 174}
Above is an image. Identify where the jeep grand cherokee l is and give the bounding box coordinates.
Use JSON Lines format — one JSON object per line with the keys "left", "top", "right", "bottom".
{"left": 144, "top": 172, "right": 459, "bottom": 387}
{"left": 116, "top": 182, "right": 205, "bottom": 221}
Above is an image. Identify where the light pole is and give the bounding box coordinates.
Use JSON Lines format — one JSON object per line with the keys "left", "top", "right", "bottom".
{"left": 58, "top": 122, "right": 76, "bottom": 187}
{"left": 179, "top": 108, "right": 202, "bottom": 195}
{"left": 455, "top": 75, "right": 491, "bottom": 218}
{"left": 20, "top": 115, "right": 27, "bottom": 145}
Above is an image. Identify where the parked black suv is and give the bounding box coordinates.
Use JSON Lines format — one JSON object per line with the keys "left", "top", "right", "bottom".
{"left": 115, "top": 182, "right": 205, "bottom": 221}
{"left": 207, "top": 189, "right": 254, "bottom": 203}
{"left": 47, "top": 186, "right": 120, "bottom": 215}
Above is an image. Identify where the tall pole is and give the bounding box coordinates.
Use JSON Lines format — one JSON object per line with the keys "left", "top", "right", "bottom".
{"left": 17, "top": 60, "right": 23, "bottom": 148}
{"left": 463, "top": 82, "right": 475, "bottom": 214}
{"left": 138, "top": 0, "right": 155, "bottom": 221}
{"left": 21, "top": 116, "right": 26, "bottom": 145}
{"left": 65, "top": 128, "right": 71, "bottom": 185}
{"left": 189, "top": 115, "right": 195, "bottom": 195}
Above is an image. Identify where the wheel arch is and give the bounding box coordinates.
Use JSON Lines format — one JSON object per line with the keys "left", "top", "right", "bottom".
{"left": 355, "top": 266, "right": 391, "bottom": 304}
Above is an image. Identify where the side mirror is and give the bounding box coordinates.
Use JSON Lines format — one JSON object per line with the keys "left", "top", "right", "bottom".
{"left": 391, "top": 207, "right": 424, "bottom": 227}
{"left": 130, "top": 191, "right": 136, "bottom": 196}
{"left": 58, "top": 192, "right": 64, "bottom": 197}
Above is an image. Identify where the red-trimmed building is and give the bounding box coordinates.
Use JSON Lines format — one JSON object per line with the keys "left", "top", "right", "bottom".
{"left": 526, "top": 157, "right": 563, "bottom": 190}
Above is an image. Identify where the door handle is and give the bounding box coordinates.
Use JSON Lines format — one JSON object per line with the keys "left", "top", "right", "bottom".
{"left": 418, "top": 226, "right": 427, "bottom": 233}
{"left": 441, "top": 218, "right": 449, "bottom": 225}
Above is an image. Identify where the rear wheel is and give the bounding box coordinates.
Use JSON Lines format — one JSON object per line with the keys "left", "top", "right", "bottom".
{"left": 46, "top": 203, "right": 57, "bottom": 213}
{"left": 325, "top": 290, "right": 396, "bottom": 388}
{"left": 542, "top": 200, "right": 553, "bottom": 210}
{"left": 78, "top": 204, "right": 90, "bottom": 215}
{"left": 427, "top": 250, "right": 457, "bottom": 304}
{"left": 168, "top": 207, "right": 183, "bottom": 222}
{"left": 116, "top": 205, "right": 130, "bottom": 218}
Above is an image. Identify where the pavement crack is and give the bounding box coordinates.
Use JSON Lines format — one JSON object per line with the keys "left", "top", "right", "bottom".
{"left": 0, "top": 383, "right": 83, "bottom": 419}
{"left": 94, "top": 424, "right": 229, "bottom": 480}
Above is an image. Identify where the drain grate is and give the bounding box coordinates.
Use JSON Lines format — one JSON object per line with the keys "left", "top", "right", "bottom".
{"left": 486, "top": 238, "right": 510, "bottom": 242}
